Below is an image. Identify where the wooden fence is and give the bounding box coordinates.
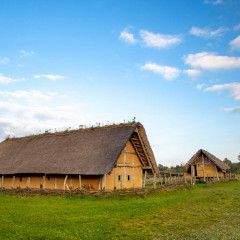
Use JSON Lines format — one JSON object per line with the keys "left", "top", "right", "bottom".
{"left": 143, "top": 172, "right": 240, "bottom": 188}
{"left": 143, "top": 172, "right": 186, "bottom": 188}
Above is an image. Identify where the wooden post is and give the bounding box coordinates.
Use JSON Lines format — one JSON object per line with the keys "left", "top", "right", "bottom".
{"left": 191, "top": 165, "right": 194, "bottom": 184}
{"left": 215, "top": 166, "right": 219, "bottom": 181}
{"left": 54, "top": 177, "right": 57, "bottom": 190}
{"left": 140, "top": 169, "right": 143, "bottom": 188}
{"left": 132, "top": 155, "right": 135, "bottom": 189}
{"left": 164, "top": 174, "right": 166, "bottom": 184}
{"left": 27, "top": 177, "right": 30, "bottom": 188}
{"left": 143, "top": 171, "right": 147, "bottom": 188}
{"left": 202, "top": 155, "right": 206, "bottom": 182}
{"left": 11, "top": 175, "right": 15, "bottom": 189}
{"left": 63, "top": 175, "right": 68, "bottom": 190}
{"left": 153, "top": 173, "right": 156, "bottom": 189}
{"left": 98, "top": 177, "right": 101, "bottom": 191}
{"left": 1, "top": 175, "right": 4, "bottom": 189}
{"left": 79, "top": 175, "right": 81, "bottom": 189}
{"left": 184, "top": 173, "right": 187, "bottom": 184}
{"left": 160, "top": 174, "right": 162, "bottom": 185}
{"left": 70, "top": 176, "right": 73, "bottom": 189}
{"left": 123, "top": 152, "right": 126, "bottom": 189}
{"left": 43, "top": 175, "right": 46, "bottom": 190}
{"left": 114, "top": 168, "right": 116, "bottom": 190}
{"left": 104, "top": 174, "right": 107, "bottom": 191}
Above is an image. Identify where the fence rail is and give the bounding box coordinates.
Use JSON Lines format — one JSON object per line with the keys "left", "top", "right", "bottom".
{"left": 144, "top": 172, "right": 240, "bottom": 188}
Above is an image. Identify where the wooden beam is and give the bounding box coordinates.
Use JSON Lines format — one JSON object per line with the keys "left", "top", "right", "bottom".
{"left": 114, "top": 168, "right": 116, "bottom": 190}
{"left": 143, "top": 171, "right": 147, "bottom": 187}
{"left": 54, "top": 177, "right": 57, "bottom": 190}
{"left": 202, "top": 155, "right": 206, "bottom": 182}
{"left": 153, "top": 173, "right": 156, "bottom": 189}
{"left": 79, "top": 175, "right": 81, "bottom": 189}
{"left": 63, "top": 175, "right": 68, "bottom": 190}
{"left": 27, "top": 177, "right": 30, "bottom": 189}
{"left": 104, "top": 174, "right": 107, "bottom": 191}
{"left": 122, "top": 150, "right": 137, "bottom": 155}
{"left": 123, "top": 151, "right": 126, "bottom": 189}
{"left": 12, "top": 175, "right": 15, "bottom": 189}
{"left": 43, "top": 175, "right": 46, "bottom": 190}
{"left": 70, "top": 176, "right": 73, "bottom": 189}
{"left": 132, "top": 154, "right": 135, "bottom": 189}
{"left": 116, "top": 164, "right": 142, "bottom": 168}
{"left": 215, "top": 165, "right": 219, "bottom": 181}
{"left": 1, "top": 175, "right": 4, "bottom": 189}
{"left": 135, "top": 128, "right": 153, "bottom": 170}
{"left": 191, "top": 165, "right": 193, "bottom": 184}
{"left": 98, "top": 176, "right": 101, "bottom": 191}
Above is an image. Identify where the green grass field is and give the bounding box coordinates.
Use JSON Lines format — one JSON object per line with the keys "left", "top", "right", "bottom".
{"left": 0, "top": 181, "right": 240, "bottom": 240}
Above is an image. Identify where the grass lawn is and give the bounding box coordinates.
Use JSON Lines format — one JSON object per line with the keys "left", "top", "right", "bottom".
{"left": 0, "top": 181, "right": 240, "bottom": 240}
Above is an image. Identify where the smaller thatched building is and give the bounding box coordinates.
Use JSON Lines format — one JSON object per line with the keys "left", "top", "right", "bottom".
{"left": 186, "top": 149, "right": 230, "bottom": 181}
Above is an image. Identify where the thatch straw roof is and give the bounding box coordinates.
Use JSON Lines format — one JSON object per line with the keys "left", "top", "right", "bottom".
{"left": 186, "top": 149, "right": 230, "bottom": 172}
{"left": 0, "top": 122, "right": 158, "bottom": 175}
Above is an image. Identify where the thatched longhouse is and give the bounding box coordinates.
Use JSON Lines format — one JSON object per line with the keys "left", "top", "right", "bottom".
{"left": 0, "top": 122, "right": 159, "bottom": 190}
{"left": 186, "top": 149, "right": 230, "bottom": 181}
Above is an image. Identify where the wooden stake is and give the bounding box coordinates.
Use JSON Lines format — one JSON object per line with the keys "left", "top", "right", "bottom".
{"left": 132, "top": 155, "right": 135, "bottom": 189}
{"left": 1, "top": 175, "right": 4, "bottom": 189}
{"left": 123, "top": 152, "right": 126, "bottom": 189}
{"left": 153, "top": 173, "right": 156, "bottom": 189}
{"left": 63, "top": 175, "right": 68, "bottom": 190}
{"left": 12, "top": 175, "right": 15, "bottom": 189}
{"left": 102, "top": 174, "right": 107, "bottom": 191}
{"left": 114, "top": 168, "right": 116, "bottom": 190}
{"left": 98, "top": 176, "right": 101, "bottom": 191}
{"left": 27, "top": 177, "right": 30, "bottom": 189}
{"left": 54, "top": 177, "right": 57, "bottom": 190}
{"left": 143, "top": 171, "right": 147, "bottom": 188}
{"left": 70, "top": 176, "right": 73, "bottom": 189}
{"left": 202, "top": 155, "right": 206, "bottom": 182}
{"left": 43, "top": 175, "right": 46, "bottom": 190}
{"left": 79, "top": 175, "right": 81, "bottom": 189}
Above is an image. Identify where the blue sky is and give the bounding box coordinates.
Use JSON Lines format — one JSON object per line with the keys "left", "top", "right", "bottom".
{"left": 0, "top": 0, "right": 239, "bottom": 166}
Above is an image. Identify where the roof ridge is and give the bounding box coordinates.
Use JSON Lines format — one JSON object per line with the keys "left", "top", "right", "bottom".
{"left": 5, "top": 121, "right": 138, "bottom": 141}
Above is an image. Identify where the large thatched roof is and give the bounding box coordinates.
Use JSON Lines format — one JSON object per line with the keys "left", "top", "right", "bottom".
{"left": 0, "top": 122, "right": 159, "bottom": 175}
{"left": 186, "top": 149, "right": 230, "bottom": 172}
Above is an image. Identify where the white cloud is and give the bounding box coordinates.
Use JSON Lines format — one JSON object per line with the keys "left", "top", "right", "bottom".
{"left": 0, "top": 90, "right": 53, "bottom": 101}
{"left": 19, "top": 50, "right": 35, "bottom": 58}
{"left": 189, "top": 26, "right": 228, "bottom": 38}
{"left": 224, "top": 106, "right": 240, "bottom": 112}
{"left": 34, "top": 74, "right": 66, "bottom": 80}
{"left": 0, "top": 73, "right": 24, "bottom": 84}
{"left": 204, "top": 0, "right": 223, "bottom": 4}
{"left": 205, "top": 83, "right": 240, "bottom": 101}
{"left": 196, "top": 84, "right": 207, "bottom": 90}
{"left": 0, "top": 90, "right": 93, "bottom": 139}
{"left": 141, "top": 63, "right": 180, "bottom": 80}
{"left": 229, "top": 35, "right": 240, "bottom": 51}
{"left": 233, "top": 24, "right": 240, "bottom": 31}
{"left": 139, "top": 30, "right": 182, "bottom": 49}
{"left": 184, "top": 52, "right": 240, "bottom": 70}
{"left": 120, "top": 29, "right": 137, "bottom": 44}
{"left": 183, "top": 69, "right": 201, "bottom": 77}
{"left": 0, "top": 57, "right": 10, "bottom": 64}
